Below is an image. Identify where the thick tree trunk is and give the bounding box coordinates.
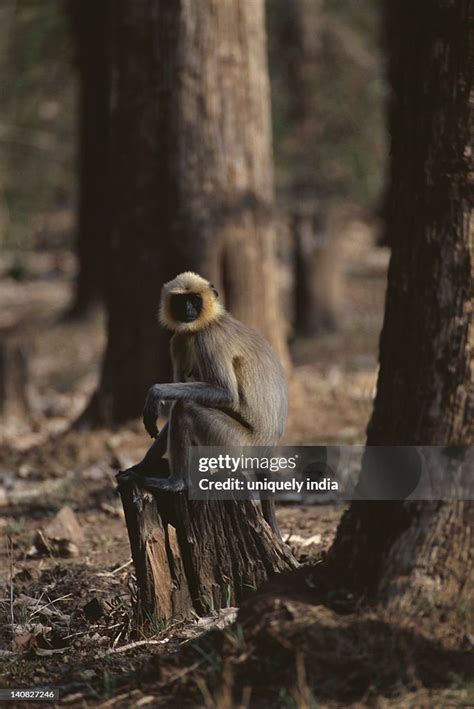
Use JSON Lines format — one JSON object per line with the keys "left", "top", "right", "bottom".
{"left": 328, "top": 0, "right": 474, "bottom": 616}
{"left": 67, "top": 0, "right": 110, "bottom": 317}
{"left": 84, "top": 0, "right": 288, "bottom": 426}
{"left": 167, "top": 0, "right": 287, "bottom": 364}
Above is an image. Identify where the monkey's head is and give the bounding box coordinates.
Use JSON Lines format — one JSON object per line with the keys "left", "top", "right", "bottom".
{"left": 159, "top": 272, "right": 223, "bottom": 332}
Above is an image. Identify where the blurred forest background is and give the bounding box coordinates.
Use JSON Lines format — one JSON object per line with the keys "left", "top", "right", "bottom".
{"left": 0, "top": 0, "right": 387, "bottom": 443}
{"left": 1, "top": 0, "right": 384, "bottom": 251}
{"left": 0, "top": 1, "right": 472, "bottom": 707}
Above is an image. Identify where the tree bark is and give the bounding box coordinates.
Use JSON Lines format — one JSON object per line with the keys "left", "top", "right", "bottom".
{"left": 67, "top": 0, "right": 111, "bottom": 317}
{"left": 328, "top": 0, "right": 474, "bottom": 616}
{"left": 81, "top": 0, "right": 288, "bottom": 426}
{"left": 376, "top": 2, "right": 399, "bottom": 248}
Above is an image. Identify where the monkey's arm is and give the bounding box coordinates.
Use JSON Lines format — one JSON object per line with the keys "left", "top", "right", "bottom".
{"left": 143, "top": 381, "right": 237, "bottom": 438}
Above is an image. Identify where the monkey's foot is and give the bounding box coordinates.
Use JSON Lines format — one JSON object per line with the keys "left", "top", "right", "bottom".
{"left": 139, "top": 475, "right": 185, "bottom": 493}
{"left": 116, "top": 465, "right": 183, "bottom": 492}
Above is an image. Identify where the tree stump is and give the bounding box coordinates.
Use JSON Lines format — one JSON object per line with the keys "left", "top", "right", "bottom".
{"left": 118, "top": 462, "right": 297, "bottom": 623}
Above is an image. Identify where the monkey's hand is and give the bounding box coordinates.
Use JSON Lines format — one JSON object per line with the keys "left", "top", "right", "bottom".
{"left": 143, "top": 385, "right": 163, "bottom": 438}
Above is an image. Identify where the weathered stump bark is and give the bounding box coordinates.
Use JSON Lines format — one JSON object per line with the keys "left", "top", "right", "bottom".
{"left": 118, "top": 467, "right": 297, "bottom": 623}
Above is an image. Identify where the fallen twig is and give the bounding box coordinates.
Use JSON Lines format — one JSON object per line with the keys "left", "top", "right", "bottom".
{"left": 102, "top": 638, "right": 169, "bottom": 656}
{"left": 95, "top": 559, "right": 133, "bottom": 577}
{"left": 29, "top": 593, "right": 72, "bottom": 619}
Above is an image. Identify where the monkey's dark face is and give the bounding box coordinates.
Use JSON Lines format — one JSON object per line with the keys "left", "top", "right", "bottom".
{"left": 160, "top": 274, "right": 222, "bottom": 332}
{"left": 170, "top": 293, "right": 203, "bottom": 323}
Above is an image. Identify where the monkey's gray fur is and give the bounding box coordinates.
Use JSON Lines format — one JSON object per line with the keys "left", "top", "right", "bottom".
{"left": 120, "top": 272, "right": 288, "bottom": 536}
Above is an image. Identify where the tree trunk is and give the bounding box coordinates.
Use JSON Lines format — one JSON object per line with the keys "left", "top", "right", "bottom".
{"left": 328, "top": 0, "right": 474, "bottom": 616}
{"left": 0, "top": 329, "right": 31, "bottom": 421}
{"left": 67, "top": 0, "right": 111, "bottom": 317}
{"left": 83, "top": 0, "right": 288, "bottom": 426}
{"left": 271, "top": 0, "right": 342, "bottom": 337}
{"left": 275, "top": 0, "right": 322, "bottom": 124}
{"left": 375, "top": 1, "right": 400, "bottom": 248}
{"left": 292, "top": 207, "right": 341, "bottom": 336}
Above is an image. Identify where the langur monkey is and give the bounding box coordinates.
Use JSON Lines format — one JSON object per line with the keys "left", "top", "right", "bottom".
{"left": 122, "top": 271, "right": 288, "bottom": 536}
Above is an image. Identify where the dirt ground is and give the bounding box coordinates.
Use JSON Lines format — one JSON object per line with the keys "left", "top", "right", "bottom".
{"left": 1, "top": 225, "right": 472, "bottom": 707}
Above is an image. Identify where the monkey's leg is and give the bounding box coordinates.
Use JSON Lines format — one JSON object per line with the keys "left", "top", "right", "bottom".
{"left": 136, "top": 401, "right": 192, "bottom": 492}
{"left": 139, "top": 401, "right": 253, "bottom": 492}
{"left": 140, "top": 404, "right": 282, "bottom": 538}
{"left": 117, "top": 421, "right": 169, "bottom": 483}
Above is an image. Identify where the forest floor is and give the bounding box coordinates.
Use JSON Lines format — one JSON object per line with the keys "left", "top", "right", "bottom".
{"left": 0, "top": 223, "right": 472, "bottom": 707}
